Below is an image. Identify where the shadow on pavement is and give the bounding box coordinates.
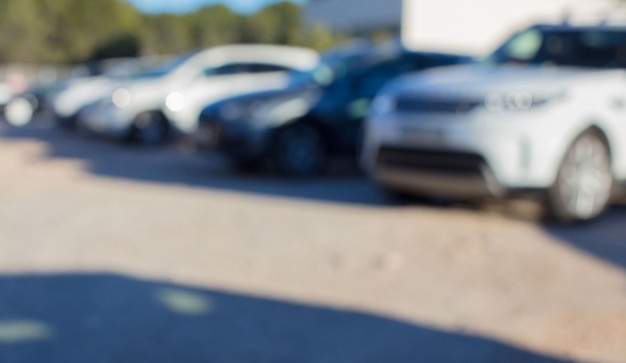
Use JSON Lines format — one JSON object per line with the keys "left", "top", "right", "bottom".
{"left": 3, "top": 122, "right": 625, "bottom": 274}
{"left": 0, "top": 273, "right": 575, "bottom": 363}
{"left": 543, "top": 204, "right": 626, "bottom": 270}
{"left": 0, "top": 121, "right": 390, "bottom": 207}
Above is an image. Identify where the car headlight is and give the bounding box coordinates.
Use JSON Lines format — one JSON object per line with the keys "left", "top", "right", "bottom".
{"left": 484, "top": 91, "right": 563, "bottom": 112}
{"left": 370, "top": 95, "right": 397, "bottom": 117}
{"left": 112, "top": 88, "right": 132, "bottom": 108}
{"left": 165, "top": 92, "right": 185, "bottom": 112}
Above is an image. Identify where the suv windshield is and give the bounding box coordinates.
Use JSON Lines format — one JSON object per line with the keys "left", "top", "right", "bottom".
{"left": 486, "top": 27, "right": 626, "bottom": 69}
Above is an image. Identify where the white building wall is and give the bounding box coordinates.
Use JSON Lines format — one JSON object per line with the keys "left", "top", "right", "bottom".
{"left": 305, "top": 0, "right": 621, "bottom": 56}
{"left": 403, "top": 0, "right": 620, "bottom": 56}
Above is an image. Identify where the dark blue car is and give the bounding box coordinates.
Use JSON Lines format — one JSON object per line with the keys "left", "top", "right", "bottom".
{"left": 198, "top": 44, "right": 471, "bottom": 176}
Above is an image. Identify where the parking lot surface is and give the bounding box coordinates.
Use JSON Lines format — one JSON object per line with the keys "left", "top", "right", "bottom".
{"left": 0, "top": 119, "right": 625, "bottom": 363}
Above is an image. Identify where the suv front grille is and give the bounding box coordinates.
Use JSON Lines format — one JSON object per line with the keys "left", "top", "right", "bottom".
{"left": 377, "top": 146, "right": 486, "bottom": 174}
{"left": 395, "top": 95, "right": 482, "bottom": 114}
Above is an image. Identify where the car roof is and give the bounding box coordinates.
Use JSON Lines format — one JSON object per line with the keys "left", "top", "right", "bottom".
{"left": 179, "top": 44, "right": 320, "bottom": 72}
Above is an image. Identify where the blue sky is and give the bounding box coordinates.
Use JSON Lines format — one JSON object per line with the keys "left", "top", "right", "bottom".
{"left": 126, "top": 0, "right": 305, "bottom": 14}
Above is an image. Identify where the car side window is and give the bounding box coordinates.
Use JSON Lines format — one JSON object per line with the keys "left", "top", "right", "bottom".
{"left": 247, "top": 64, "right": 290, "bottom": 73}
{"left": 204, "top": 63, "right": 290, "bottom": 77}
{"left": 205, "top": 64, "right": 251, "bottom": 77}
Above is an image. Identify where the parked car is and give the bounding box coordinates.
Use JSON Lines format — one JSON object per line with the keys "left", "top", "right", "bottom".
{"left": 162, "top": 49, "right": 318, "bottom": 137}
{"left": 1, "top": 77, "right": 43, "bottom": 127}
{"left": 51, "top": 56, "right": 166, "bottom": 128}
{"left": 362, "top": 23, "right": 626, "bottom": 222}
{"left": 197, "top": 44, "right": 471, "bottom": 176}
{"left": 78, "top": 44, "right": 319, "bottom": 145}
{"left": 0, "top": 81, "right": 14, "bottom": 116}
{"left": 3, "top": 89, "right": 41, "bottom": 127}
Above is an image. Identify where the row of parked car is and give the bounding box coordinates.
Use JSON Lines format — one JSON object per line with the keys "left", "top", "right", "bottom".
{"left": 11, "top": 21, "right": 626, "bottom": 223}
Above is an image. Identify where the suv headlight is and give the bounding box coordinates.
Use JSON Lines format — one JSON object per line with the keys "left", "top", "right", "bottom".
{"left": 370, "top": 95, "right": 397, "bottom": 117}
{"left": 484, "top": 90, "right": 563, "bottom": 112}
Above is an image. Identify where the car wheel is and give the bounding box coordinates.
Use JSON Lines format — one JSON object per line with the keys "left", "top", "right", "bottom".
{"left": 378, "top": 185, "right": 418, "bottom": 204}
{"left": 133, "top": 112, "right": 168, "bottom": 146}
{"left": 548, "top": 130, "right": 613, "bottom": 223}
{"left": 75, "top": 116, "right": 91, "bottom": 136}
{"left": 232, "top": 158, "right": 262, "bottom": 173}
{"left": 56, "top": 115, "right": 77, "bottom": 130}
{"left": 273, "top": 123, "right": 329, "bottom": 177}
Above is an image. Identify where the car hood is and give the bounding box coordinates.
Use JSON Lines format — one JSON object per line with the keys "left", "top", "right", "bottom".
{"left": 211, "top": 83, "right": 319, "bottom": 109}
{"left": 52, "top": 76, "right": 119, "bottom": 116}
{"left": 387, "top": 64, "right": 624, "bottom": 96}
{"left": 201, "top": 83, "right": 322, "bottom": 126}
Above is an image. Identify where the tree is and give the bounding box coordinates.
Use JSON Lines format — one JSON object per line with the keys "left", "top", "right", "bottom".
{"left": 0, "top": 0, "right": 344, "bottom": 64}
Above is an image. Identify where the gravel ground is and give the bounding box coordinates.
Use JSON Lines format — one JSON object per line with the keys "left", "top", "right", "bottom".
{"left": 0, "top": 119, "right": 625, "bottom": 363}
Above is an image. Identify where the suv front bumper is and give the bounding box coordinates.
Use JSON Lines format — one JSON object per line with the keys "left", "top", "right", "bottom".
{"left": 373, "top": 146, "right": 505, "bottom": 198}
{"left": 363, "top": 109, "right": 581, "bottom": 197}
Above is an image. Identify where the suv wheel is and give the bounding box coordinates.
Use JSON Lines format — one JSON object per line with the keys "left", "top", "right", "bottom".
{"left": 548, "top": 130, "right": 613, "bottom": 223}
{"left": 273, "top": 123, "right": 329, "bottom": 177}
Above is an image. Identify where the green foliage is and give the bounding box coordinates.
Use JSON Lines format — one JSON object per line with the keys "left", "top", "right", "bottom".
{"left": 0, "top": 0, "right": 345, "bottom": 64}
{"left": 89, "top": 34, "right": 141, "bottom": 61}
{"left": 185, "top": 5, "right": 241, "bottom": 47}
{"left": 244, "top": 3, "right": 302, "bottom": 44}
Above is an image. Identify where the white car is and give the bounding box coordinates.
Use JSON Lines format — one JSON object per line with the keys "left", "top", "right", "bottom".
{"left": 51, "top": 56, "right": 165, "bottom": 128}
{"left": 163, "top": 52, "right": 319, "bottom": 137}
{"left": 79, "top": 44, "right": 319, "bottom": 144}
{"left": 0, "top": 82, "right": 13, "bottom": 108}
{"left": 363, "top": 23, "right": 626, "bottom": 222}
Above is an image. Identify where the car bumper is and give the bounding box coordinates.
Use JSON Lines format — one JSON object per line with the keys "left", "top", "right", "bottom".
{"left": 363, "top": 109, "right": 578, "bottom": 196}
{"left": 373, "top": 146, "right": 505, "bottom": 198}
{"left": 79, "top": 104, "right": 133, "bottom": 137}
{"left": 197, "top": 117, "right": 273, "bottom": 160}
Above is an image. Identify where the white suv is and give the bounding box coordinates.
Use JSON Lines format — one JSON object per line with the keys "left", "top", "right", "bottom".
{"left": 363, "top": 24, "right": 626, "bottom": 222}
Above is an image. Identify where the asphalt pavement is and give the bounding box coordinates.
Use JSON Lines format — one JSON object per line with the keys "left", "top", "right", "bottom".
{"left": 0, "top": 118, "right": 625, "bottom": 363}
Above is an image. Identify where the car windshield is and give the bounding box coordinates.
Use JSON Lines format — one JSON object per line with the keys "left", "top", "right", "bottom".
{"left": 289, "top": 53, "right": 382, "bottom": 88}
{"left": 132, "top": 51, "right": 198, "bottom": 79}
{"left": 102, "top": 59, "right": 167, "bottom": 80}
{"left": 485, "top": 27, "right": 626, "bottom": 69}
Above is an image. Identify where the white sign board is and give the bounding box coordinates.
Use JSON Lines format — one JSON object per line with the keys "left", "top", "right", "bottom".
{"left": 402, "top": 0, "right": 618, "bottom": 57}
